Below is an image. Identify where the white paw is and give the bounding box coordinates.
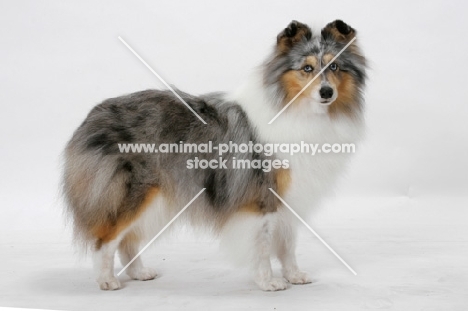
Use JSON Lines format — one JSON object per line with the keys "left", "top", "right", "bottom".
{"left": 97, "top": 276, "right": 121, "bottom": 290}
{"left": 256, "top": 277, "right": 289, "bottom": 291}
{"left": 285, "top": 271, "right": 312, "bottom": 285}
{"left": 127, "top": 267, "right": 158, "bottom": 281}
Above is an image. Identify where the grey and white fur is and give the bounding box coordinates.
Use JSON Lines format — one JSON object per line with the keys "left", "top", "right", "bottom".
{"left": 62, "top": 19, "right": 367, "bottom": 291}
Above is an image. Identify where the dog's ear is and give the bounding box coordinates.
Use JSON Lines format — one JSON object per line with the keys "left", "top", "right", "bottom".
{"left": 276, "top": 20, "right": 312, "bottom": 54}
{"left": 321, "top": 20, "right": 356, "bottom": 43}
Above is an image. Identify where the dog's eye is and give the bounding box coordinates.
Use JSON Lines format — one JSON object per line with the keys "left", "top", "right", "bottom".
{"left": 329, "top": 63, "right": 338, "bottom": 71}
{"left": 303, "top": 65, "right": 313, "bottom": 72}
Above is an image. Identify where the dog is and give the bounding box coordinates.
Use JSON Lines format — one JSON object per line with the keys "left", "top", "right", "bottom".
{"left": 62, "top": 20, "right": 367, "bottom": 291}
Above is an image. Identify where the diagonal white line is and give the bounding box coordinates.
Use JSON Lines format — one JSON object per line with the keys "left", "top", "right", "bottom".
{"left": 268, "top": 37, "right": 357, "bottom": 124}
{"left": 269, "top": 188, "right": 357, "bottom": 275}
{"left": 118, "top": 36, "right": 207, "bottom": 125}
{"left": 117, "top": 188, "right": 206, "bottom": 276}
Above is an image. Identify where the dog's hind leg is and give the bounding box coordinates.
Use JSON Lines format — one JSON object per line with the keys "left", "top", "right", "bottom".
{"left": 93, "top": 236, "right": 124, "bottom": 290}
{"left": 89, "top": 186, "right": 161, "bottom": 290}
{"left": 118, "top": 231, "right": 157, "bottom": 281}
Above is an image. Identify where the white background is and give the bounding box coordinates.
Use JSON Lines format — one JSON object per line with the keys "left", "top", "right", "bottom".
{"left": 1, "top": 1, "right": 467, "bottom": 310}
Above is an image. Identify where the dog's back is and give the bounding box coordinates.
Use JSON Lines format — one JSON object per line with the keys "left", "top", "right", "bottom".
{"left": 63, "top": 89, "right": 284, "bottom": 242}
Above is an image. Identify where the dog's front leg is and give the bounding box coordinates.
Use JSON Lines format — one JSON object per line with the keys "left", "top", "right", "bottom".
{"left": 274, "top": 208, "right": 312, "bottom": 284}
{"left": 252, "top": 213, "right": 289, "bottom": 291}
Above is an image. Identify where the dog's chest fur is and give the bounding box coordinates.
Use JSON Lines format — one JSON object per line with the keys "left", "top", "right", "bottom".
{"left": 230, "top": 75, "right": 364, "bottom": 215}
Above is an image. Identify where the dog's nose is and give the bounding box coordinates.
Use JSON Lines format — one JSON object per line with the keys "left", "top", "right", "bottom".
{"left": 319, "top": 86, "right": 333, "bottom": 99}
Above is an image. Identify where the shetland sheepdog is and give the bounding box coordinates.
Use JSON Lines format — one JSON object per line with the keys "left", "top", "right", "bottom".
{"left": 63, "top": 20, "right": 367, "bottom": 291}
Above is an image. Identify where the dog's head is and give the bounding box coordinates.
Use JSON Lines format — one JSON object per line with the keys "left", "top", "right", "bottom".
{"left": 264, "top": 20, "right": 367, "bottom": 117}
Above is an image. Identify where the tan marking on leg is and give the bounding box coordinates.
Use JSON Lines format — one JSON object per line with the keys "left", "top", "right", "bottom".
{"left": 238, "top": 203, "right": 264, "bottom": 214}
{"left": 275, "top": 169, "right": 291, "bottom": 196}
{"left": 92, "top": 187, "right": 159, "bottom": 246}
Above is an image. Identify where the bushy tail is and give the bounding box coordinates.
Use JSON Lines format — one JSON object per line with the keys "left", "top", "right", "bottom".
{"left": 62, "top": 148, "right": 129, "bottom": 249}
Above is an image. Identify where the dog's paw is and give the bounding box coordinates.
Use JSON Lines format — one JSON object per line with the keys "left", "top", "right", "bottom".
{"left": 127, "top": 267, "right": 157, "bottom": 281}
{"left": 97, "top": 276, "right": 121, "bottom": 290}
{"left": 256, "top": 277, "right": 289, "bottom": 291}
{"left": 284, "top": 271, "right": 312, "bottom": 285}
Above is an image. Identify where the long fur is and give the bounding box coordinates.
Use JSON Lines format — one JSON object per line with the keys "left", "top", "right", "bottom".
{"left": 62, "top": 19, "right": 367, "bottom": 291}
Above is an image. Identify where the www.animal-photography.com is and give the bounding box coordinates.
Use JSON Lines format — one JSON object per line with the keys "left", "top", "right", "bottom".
{"left": 1, "top": 1, "right": 467, "bottom": 310}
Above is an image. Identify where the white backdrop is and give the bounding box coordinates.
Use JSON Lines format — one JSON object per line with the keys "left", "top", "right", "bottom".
{"left": 1, "top": 1, "right": 467, "bottom": 231}
{"left": 1, "top": 1, "right": 467, "bottom": 310}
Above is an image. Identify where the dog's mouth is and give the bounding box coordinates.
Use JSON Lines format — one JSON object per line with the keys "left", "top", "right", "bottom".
{"left": 319, "top": 99, "right": 334, "bottom": 105}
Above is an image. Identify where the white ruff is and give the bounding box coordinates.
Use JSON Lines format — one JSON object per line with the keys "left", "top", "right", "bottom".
{"left": 227, "top": 71, "right": 365, "bottom": 217}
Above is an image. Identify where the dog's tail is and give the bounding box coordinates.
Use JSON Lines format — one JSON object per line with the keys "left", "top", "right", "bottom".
{"left": 61, "top": 146, "right": 130, "bottom": 250}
